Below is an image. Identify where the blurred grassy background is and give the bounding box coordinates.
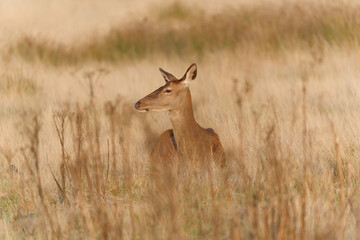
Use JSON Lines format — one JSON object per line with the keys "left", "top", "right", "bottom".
{"left": 4, "top": 2, "right": 360, "bottom": 65}
{"left": 1, "top": 1, "right": 360, "bottom": 239}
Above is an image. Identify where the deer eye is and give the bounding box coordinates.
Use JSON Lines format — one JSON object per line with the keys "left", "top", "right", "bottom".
{"left": 164, "top": 89, "right": 172, "bottom": 93}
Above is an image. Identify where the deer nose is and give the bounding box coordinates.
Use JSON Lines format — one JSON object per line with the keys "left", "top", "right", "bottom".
{"left": 134, "top": 101, "right": 141, "bottom": 109}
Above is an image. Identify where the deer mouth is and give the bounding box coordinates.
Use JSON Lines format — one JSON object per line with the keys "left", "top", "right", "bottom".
{"left": 137, "top": 108, "right": 149, "bottom": 113}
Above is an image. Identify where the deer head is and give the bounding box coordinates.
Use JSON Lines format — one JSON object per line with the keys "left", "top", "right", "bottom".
{"left": 134, "top": 63, "right": 197, "bottom": 113}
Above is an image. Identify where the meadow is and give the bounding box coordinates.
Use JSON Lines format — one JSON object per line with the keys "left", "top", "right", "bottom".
{"left": 1, "top": 0, "right": 360, "bottom": 239}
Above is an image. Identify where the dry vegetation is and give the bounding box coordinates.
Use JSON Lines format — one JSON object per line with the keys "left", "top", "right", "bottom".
{"left": 1, "top": 1, "right": 360, "bottom": 239}
{"left": 5, "top": 2, "right": 360, "bottom": 65}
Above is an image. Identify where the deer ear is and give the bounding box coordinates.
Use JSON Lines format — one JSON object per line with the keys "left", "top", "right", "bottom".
{"left": 159, "top": 68, "right": 177, "bottom": 82}
{"left": 181, "top": 63, "right": 197, "bottom": 86}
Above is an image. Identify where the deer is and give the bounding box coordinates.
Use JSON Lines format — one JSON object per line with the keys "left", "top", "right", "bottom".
{"left": 134, "top": 63, "right": 225, "bottom": 167}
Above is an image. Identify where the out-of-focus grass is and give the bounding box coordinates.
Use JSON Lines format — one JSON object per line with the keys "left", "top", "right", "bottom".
{"left": 0, "top": 71, "right": 38, "bottom": 95}
{"left": 2, "top": 1, "right": 360, "bottom": 239}
{"left": 7, "top": 2, "right": 360, "bottom": 65}
{"left": 156, "top": 2, "right": 202, "bottom": 21}
{"left": 0, "top": 196, "right": 17, "bottom": 219}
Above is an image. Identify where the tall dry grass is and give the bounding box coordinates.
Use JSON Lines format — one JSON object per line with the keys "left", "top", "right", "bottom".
{"left": 1, "top": 1, "right": 360, "bottom": 239}
{"left": 4, "top": 1, "right": 360, "bottom": 65}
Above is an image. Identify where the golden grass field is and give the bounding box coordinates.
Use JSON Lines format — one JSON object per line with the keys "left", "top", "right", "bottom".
{"left": 1, "top": 0, "right": 360, "bottom": 239}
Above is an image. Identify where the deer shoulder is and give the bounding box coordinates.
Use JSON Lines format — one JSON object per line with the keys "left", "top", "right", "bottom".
{"left": 150, "top": 129, "right": 177, "bottom": 164}
{"left": 206, "top": 128, "right": 226, "bottom": 167}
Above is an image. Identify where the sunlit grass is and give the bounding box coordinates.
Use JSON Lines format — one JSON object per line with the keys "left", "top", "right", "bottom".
{"left": 1, "top": 1, "right": 360, "bottom": 239}
{"left": 7, "top": 2, "right": 360, "bottom": 65}
{"left": 0, "top": 71, "right": 38, "bottom": 95}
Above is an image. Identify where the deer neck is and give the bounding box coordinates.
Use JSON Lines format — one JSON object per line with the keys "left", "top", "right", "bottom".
{"left": 169, "top": 90, "right": 201, "bottom": 150}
